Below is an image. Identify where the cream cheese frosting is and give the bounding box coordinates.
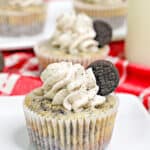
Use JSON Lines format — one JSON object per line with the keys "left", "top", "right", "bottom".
{"left": 9, "top": 0, "right": 43, "bottom": 7}
{"left": 41, "top": 62, "right": 106, "bottom": 112}
{"left": 51, "top": 12, "right": 99, "bottom": 54}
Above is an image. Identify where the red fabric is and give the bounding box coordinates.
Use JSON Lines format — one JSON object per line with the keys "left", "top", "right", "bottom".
{"left": 0, "top": 41, "right": 150, "bottom": 111}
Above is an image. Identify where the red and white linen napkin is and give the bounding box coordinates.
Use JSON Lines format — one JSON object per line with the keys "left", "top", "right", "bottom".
{"left": 0, "top": 41, "right": 150, "bottom": 111}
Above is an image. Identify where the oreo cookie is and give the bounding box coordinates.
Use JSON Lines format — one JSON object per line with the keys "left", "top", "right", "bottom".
{"left": 0, "top": 52, "right": 4, "bottom": 72}
{"left": 88, "top": 60, "right": 119, "bottom": 96}
{"left": 93, "top": 20, "right": 112, "bottom": 47}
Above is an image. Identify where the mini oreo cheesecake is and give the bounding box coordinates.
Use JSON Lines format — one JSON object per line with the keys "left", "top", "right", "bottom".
{"left": 74, "top": 0, "right": 127, "bottom": 29}
{"left": 34, "top": 12, "right": 112, "bottom": 69}
{"left": 0, "top": 0, "right": 47, "bottom": 36}
{"left": 23, "top": 60, "right": 119, "bottom": 150}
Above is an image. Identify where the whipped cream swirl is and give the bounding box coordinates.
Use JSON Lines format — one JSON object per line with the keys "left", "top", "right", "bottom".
{"left": 9, "top": 0, "right": 43, "bottom": 7}
{"left": 51, "top": 12, "right": 99, "bottom": 54}
{"left": 41, "top": 62, "right": 106, "bottom": 112}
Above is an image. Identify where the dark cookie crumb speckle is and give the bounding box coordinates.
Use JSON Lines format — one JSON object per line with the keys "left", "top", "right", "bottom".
{"left": 88, "top": 60, "right": 119, "bottom": 96}
{"left": 93, "top": 20, "right": 112, "bottom": 47}
{"left": 40, "top": 100, "right": 50, "bottom": 111}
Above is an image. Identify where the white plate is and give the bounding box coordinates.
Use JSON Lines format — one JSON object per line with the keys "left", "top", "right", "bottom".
{"left": 0, "top": 93, "right": 149, "bottom": 150}
{"left": 0, "top": 1, "right": 126, "bottom": 51}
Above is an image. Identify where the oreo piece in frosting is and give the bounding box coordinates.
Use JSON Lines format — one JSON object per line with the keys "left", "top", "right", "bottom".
{"left": 0, "top": 52, "right": 4, "bottom": 72}
{"left": 93, "top": 20, "right": 112, "bottom": 47}
{"left": 88, "top": 60, "right": 119, "bottom": 96}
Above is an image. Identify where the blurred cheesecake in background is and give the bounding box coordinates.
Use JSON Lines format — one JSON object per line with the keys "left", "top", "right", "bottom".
{"left": 34, "top": 12, "right": 111, "bottom": 69}
{"left": 74, "top": 0, "right": 127, "bottom": 29}
{"left": 0, "top": 0, "right": 47, "bottom": 37}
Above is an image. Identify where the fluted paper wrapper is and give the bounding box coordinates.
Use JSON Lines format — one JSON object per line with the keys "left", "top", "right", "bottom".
{"left": 0, "top": 6, "right": 47, "bottom": 36}
{"left": 34, "top": 41, "right": 109, "bottom": 69}
{"left": 23, "top": 101, "right": 118, "bottom": 150}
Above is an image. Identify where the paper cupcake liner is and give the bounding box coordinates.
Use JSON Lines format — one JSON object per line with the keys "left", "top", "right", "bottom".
{"left": 34, "top": 42, "right": 110, "bottom": 69}
{"left": 74, "top": 0, "right": 127, "bottom": 18}
{"left": 23, "top": 98, "right": 118, "bottom": 150}
{"left": 0, "top": 7, "right": 47, "bottom": 36}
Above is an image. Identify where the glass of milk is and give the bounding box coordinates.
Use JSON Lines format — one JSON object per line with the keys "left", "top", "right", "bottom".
{"left": 125, "top": 0, "right": 150, "bottom": 66}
